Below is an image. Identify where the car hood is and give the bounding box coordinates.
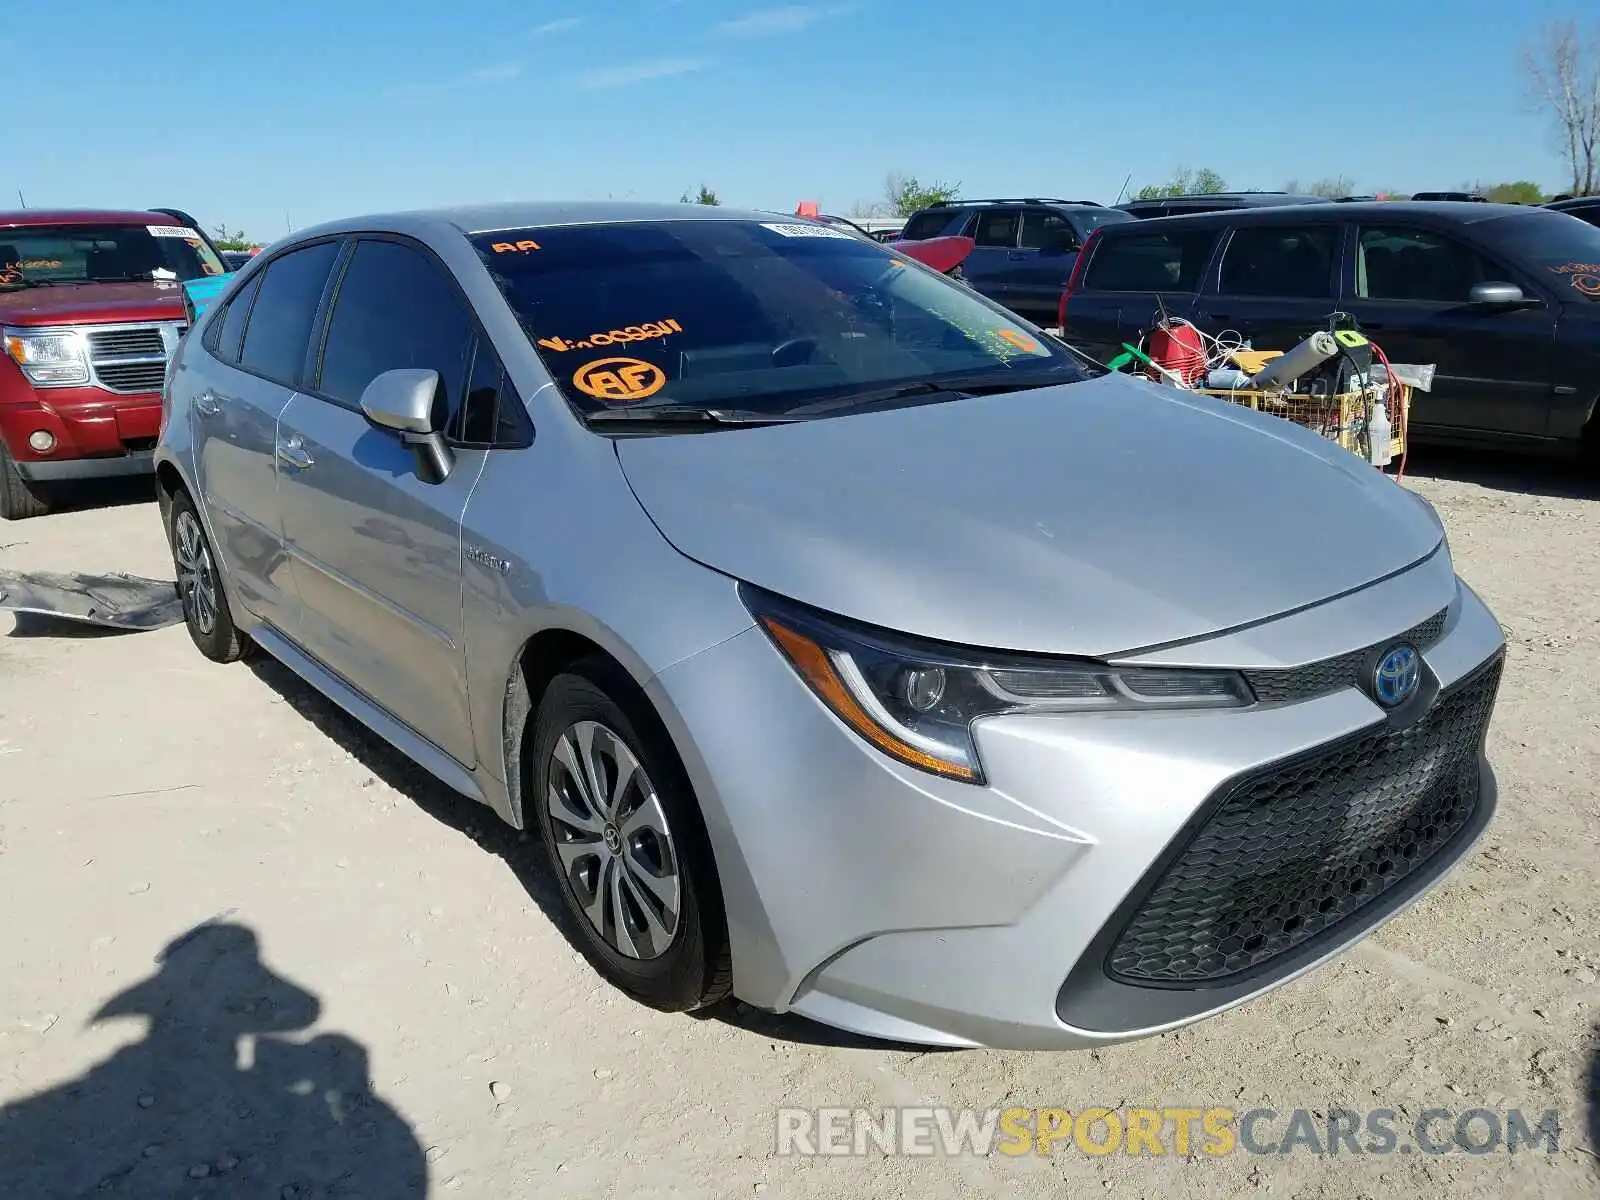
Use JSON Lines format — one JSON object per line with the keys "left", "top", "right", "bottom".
{"left": 0, "top": 282, "right": 187, "bottom": 326}
{"left": 615, "top": 374, "right": 1444, "bottom": 657}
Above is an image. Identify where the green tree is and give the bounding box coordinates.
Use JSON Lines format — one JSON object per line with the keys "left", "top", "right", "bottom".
{"left": 1133, "top": 166, "right": 1228, "bottom": 200}
{"left": 1284, "top": 175, "right": 1356, "bottom": 198}
{"left": 678, "top": 185, "right": 721, "bottom": 205}
{"left": 885, "top": 172, "right": 961, "bottom": 217}
{"left": 211, "top": 224, "right": 253, "bottom": 251}
{"left": 1483, "top": 180, "right": 1548, "bottom": 204}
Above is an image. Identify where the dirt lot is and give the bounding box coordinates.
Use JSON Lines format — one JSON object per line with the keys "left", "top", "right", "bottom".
{"left": 0, "top": 451, "right": 1596, "bottom": 1199}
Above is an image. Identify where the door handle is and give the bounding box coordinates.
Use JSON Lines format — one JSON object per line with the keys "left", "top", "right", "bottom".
{"left": 193, "top": 389, "right": 221, "bottom": 417}
{"left": 276, "top": 434, "right": 315, "bottom": 471}
{"left": 1008, "top": 251, "right": 1028, "bottom": 260}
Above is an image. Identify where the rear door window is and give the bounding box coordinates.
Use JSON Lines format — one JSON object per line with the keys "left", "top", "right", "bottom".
{"left": 973, "top": 209, "right": 1022, "bottom": 248}
{"left": 1218, "top": 225, "right": 1338, "bottom": 298}
{"left": 1018, "top": 209, "right": 1078, "bottom": 252}
{"left": 1082, "top": 230, "right": 1218, "bottom": 292}
{"left": 238, "top": 241, "right": 339, "bottom": 386}
{"left": 899, "top": 210, "right": 958, "bottom": 241}
{"left": 1355, "top": 227, "right": 1498, "bottom": 302}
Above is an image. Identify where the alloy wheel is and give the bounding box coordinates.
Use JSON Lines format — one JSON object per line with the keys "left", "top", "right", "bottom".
{"left": 173, "top": 509, "right": 219, "bottom": 635}
{"left": 545, "top": 720, "right": 682, "bottom": 960}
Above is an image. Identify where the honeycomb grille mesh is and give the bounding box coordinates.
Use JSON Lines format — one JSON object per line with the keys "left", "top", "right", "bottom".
{"left": 1107, "top": 655, "right": 1501, "bottom": 986}
{"left": 1246, "top": 609, "right": 1449, "bottom": 704}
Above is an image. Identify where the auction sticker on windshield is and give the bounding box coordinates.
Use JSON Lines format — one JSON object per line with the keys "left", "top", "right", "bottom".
{"left": 538, "top": 319, "right": 683, "bottom": 353}
{"left": 761, "top": 223, "right": 854, "bottom": 240}
{"left": 573, "top": 357, "right": 667, "bottom": 402}
{"left": 148, "top": 225, "right": 202, "bottom": 239}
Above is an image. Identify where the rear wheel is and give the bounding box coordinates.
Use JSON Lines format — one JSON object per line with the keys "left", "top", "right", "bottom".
{"left": 168, "top": 489, "right": 244, "bottom": 663}
{"left": 0, "top": 444, "right": 51, "bottom": 521}
{"left": 529, "top": 657, "right": 731, "bottom": 1012}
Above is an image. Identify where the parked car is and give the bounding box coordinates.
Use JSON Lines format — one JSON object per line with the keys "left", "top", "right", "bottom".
{"left": 894, "top": 198, "right": 1135, "bottom": 324}
{"left": 1060, "top": 201, "right": 1600, "bottom": 459}
{"left": 220, "top": 249, "right": 257, "bottom": 271}
{"left": 157, "top": 201, "right": 1505, "bottom": 1050}
{"left": 1411, "top": 192, "right": 1487, "bottom": 203}
{"left": 1116, "top": 192, "right": 1331, "bottom": 220}
{"left": 1544, "top": 196, "right": 1600, "bottom": 229}
{"left": 0, "top": 206, "right": 228, "bottom": 518}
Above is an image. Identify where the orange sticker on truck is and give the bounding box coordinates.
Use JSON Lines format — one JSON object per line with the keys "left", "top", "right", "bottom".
{"left": 573, "top": 357, "right": 667, "bottom": 402}
{"left": 537, "top": 319, "right": 682, "bottom": 353}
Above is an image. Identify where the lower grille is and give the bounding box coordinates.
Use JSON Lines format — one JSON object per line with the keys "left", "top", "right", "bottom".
{"left": 1245, "top": 608, "right": 1449, "bottom": 704}
{"left": 94, "top": 362, "right": 167, "bottom": 392}
{"left": 1106, "top": 654, "right": 1502, "bottom": 986}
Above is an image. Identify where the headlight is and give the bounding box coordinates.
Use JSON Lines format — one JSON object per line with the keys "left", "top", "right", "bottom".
{"left": 2, "top": 327, "right": 89, "bottom": 387}
{"left": 743, "top": 586, "right": 1253, "bottom": 784}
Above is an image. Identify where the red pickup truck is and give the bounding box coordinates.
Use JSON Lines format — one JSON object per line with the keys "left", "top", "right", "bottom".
{"left": 0, "top": 208, "right": 228, "bottom": 519}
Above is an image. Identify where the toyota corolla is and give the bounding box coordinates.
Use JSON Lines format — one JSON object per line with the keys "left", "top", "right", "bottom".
{"left": 154, "top": 202, "right": 1505, "bottom": 1049}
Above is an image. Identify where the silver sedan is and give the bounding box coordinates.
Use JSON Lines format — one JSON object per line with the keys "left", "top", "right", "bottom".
{"left": 154, "top": 201, "right": 1505, "bottom": 1049}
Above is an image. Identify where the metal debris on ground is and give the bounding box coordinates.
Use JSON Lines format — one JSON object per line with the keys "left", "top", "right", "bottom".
{"left": 0, "top": 571, "right": 184, "bottom": 631}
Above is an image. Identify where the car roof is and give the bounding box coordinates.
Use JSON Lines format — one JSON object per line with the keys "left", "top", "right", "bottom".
{"left": 914, "top": 198, "right": 1106, "bottom": 213}
{"left": 1546, "top": 196, "right": 1600, "bottom": 211}
{"left": 1097, "top": 200, "right": 1550, "bottom": 231}
{"left": 282, "top": 200, "right": 807, "bottom": 245}
{"left": 1118, "top": 193, "right": 1329, "bottom": 209}
{"left": 0, "top": 207, "right": 179, "bottom": 229}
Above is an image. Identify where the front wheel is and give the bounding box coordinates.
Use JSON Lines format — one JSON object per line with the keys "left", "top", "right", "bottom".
{"left": 530, "top": 658, "right": 731, "bottom": 1012}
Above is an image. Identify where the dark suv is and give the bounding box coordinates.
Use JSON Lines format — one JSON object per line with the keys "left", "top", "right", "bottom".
{"left": 1115, "top": 192, "right": 1330, "bottom": 221}
{"left": 1059, "top": 201, "right": 1600, "bottom": 458}
{"left": 1545, "top": 196, "right": 1600, "bottom": 229}
{"left": 896, "top": 198, "right": 1134, "bottom": 323}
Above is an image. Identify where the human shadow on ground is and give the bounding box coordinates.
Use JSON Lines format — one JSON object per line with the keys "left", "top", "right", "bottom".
{"left": 247, "top": 655, "right": 949, "bottom": 1054}
{"left": 0, "top": 921, "right": 426, "bottom": 1198}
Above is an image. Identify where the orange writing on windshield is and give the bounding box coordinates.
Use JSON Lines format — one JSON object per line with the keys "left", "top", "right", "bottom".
{"left": 491, "top": 240, "right": 542, "bottom": 254}
{"left": 997, "top": 329, "right": 1040, "bottom": 351}
{"left": 573, "top": 357, "right": 667, "bottom": 403}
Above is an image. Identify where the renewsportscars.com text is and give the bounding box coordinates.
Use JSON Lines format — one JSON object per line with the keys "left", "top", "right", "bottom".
{"left": 776, "top": 1106, "right": 1563, "bottom": 1158}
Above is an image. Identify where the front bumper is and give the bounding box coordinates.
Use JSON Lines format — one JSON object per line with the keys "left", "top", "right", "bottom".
{"left": 649, "top": 560, "right": 1506, "bottom": 1050}
{"left": 0, "top": 390, "right": 161, "bottom": 482}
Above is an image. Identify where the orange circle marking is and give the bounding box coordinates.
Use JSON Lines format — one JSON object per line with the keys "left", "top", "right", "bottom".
{"left": 572, "top": 357, "right": 667, "bottom": 403}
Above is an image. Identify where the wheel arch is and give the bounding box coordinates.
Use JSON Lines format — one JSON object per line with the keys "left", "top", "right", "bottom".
{"left": 501, "top": 623, "right": 694, "bottom": 832}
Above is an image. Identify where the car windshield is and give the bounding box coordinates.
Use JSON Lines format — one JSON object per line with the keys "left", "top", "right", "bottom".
{"left": 0, "top": 222, "right": 226, "bottom": 290}
{"left": 1486, "top": 211, "right": 1600, "bottom": 302}
{"left": 472, "top": 219, "right": 1092, "bottom": 419}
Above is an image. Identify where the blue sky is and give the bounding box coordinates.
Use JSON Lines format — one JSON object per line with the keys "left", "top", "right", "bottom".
{"left": 8, "top": 0, "right": 1586, "bottom": 240}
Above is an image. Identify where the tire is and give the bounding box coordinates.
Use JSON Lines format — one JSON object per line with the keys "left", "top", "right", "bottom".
{"left": 167, "top": 489, "right": 245, "bottom": 663}
{"left": 0, "top": 443, "right": 51, "bottom": 520}
{"left": 529, "top": 657, "right": 731, "bottom": 1012}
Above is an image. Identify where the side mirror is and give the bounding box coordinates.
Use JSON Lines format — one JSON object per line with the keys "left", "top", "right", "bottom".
{"left": 1468, "top": 282, "right": 1528, "bottom": 307}
{"left": 359, "top": 368, "right": 454, "bottom": 483}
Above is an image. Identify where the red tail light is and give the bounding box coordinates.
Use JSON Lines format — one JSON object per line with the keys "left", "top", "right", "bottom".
{"left": 1058, "top": 228, "right": 1100, "bottom": 329}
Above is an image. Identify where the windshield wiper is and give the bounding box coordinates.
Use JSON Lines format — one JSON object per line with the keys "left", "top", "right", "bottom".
{"left": 585, "top": 404, "right": 798, "bottom": 427}
{"left": 785, "top": 368, "right": 1085, "bottom": 418}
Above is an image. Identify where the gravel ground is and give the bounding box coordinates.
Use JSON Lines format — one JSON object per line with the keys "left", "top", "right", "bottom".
{"left": 0, "top": 450, "right": 1595, "bottom": 1199}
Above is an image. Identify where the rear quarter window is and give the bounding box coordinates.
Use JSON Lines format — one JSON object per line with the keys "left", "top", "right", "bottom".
{"left": 899, "top": 210, "right": 960, "bottom": 241}
{"left": 1082, "top": 230, "right": 1218, "bottom": 292}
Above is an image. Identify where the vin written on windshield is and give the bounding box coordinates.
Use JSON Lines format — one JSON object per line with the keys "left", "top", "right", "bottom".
{"left": 471, "top": 219, "right": 1089, "bottom": 422}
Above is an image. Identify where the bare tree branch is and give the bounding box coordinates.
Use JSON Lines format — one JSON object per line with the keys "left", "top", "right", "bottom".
{"left": 1521, "top": 21, "right": 1600, "bottom": 194}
